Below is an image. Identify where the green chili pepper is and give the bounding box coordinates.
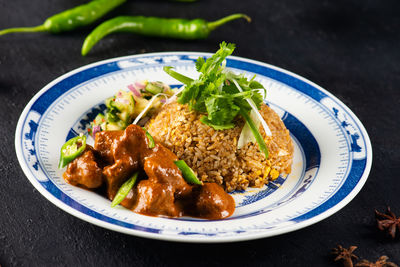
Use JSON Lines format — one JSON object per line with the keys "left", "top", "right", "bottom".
{"left": 174, "top": 160, "right": 203, "bottom": 185}
{"left": 81, "top": 13, "right": 251, "bottom": 56}
{"left": 0, "top": 0, "right": 126, "bottom": 36}
{"left": 58, "top": 135, "right": 87, "bottom": 169}
{"left": 142, "top": 127, "right": 155, "bottom": 149}
{"left": 111, "top": 172, "right": 139, "bottom": 207}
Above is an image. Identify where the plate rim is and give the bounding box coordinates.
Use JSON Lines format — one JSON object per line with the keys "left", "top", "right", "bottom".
{"left": 15, "top": 52, "right": 372, "bottom": 243}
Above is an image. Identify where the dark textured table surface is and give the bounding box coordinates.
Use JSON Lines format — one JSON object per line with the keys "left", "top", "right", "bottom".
{"left": 1, "top": 0, "right": 399, "bottom": 266}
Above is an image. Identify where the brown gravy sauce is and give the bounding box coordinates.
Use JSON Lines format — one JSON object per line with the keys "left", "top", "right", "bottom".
{"left": 63, "top": 125, "right": 235, "bottom": 219}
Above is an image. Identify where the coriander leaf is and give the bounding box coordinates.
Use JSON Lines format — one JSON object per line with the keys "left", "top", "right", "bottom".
{"left": 200, "top": 116, "right": 235, "bottom": 130}
{"left": 177, "top": 80, "right": 203, "bottom": 105}
{"left": 198, "top": 42, "right": 235, "bottom": 76}
{"left": 204, "top": 96, "right": 240, "bottom": 126}
{"left": 224, "top": 70, "right": 264, "bottom": 110}
{"left": 163, "top": 42, "right": 270, "bottom": 157}
{"left": 195, "top": 56, "right": 205, "bottom": 72}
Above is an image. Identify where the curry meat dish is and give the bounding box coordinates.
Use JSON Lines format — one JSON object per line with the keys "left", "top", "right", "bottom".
{"left": 63, "top": 125, "right": 235, "bottom": 219}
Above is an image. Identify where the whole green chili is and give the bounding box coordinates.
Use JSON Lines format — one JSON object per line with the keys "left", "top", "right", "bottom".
{"left": 81, "top": 13, "right": 251, "bottom": 56}
{"left": 0, "top": 0, "right": 126, "bottom": 36}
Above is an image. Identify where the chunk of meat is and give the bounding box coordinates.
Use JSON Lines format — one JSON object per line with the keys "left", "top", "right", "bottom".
{"left": 133, "top": 180, "right": 182, "bottom": 217}
{"left": 64, "top": 124, "right": 236, "bottom": 219}
{"left": 120, "top": 187, "right": 137, "bottom": 209}
{"left": 63, "top": 146, "right": 103, "bottom": 189}
{"left": 94, "top": 130, "right": 123, "bottom": 164}
{"left": 192, "top": 183, "right": 235, "bottom": 219}
{"left": 143, "top": 144, "right": 191, "bottom": 197}
{"left": 102, "top": 125, "right": 150, "bottom": 200}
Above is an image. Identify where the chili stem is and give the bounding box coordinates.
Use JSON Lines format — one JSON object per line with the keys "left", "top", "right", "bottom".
{"left": 207, "top": 14, "right": 251, "bottom": 31}
{"left": 239, "top": 109, "right": 269, "bottom": 159}
{"left": 0, "top": 25, "right": 46, "bottom": 36}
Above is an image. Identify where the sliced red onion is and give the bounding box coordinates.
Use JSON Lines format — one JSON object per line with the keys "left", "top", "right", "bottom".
{"left": 115, "top": 97, "right": 130, "bottom": 105}
{"left": 92, "top": 125, "right": 101, "bottom": 137}
{"left": 128, "top": 84, "right": 141, "bottom": 97}
{"left": 134, "top": 81, "right": 147, "bottom": 90}
{"left": 160, "top": 98, "right": 166, "bottom": 103}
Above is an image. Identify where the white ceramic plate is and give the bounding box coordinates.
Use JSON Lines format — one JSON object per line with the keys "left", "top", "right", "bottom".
{"left": 15, "top": 52, "right": 372, "bottom": 243}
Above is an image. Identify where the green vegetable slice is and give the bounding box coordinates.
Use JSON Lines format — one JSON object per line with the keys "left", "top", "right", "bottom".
{"left": 237, "top": 109, "right": 258, "bottom": 148}
{"left": 174, "top": 160, "right": 203, "bottom": 185}
{"left": 58, "top": 135, "right": 87, "bottom": 168}
{"left": 163, "top": 66, "right": 194, "bottom": 85}
{"left": 239, "top": 109, "right": 269, "bottom": 159}
{"left": 200, "top": 116, "right": 235, "bottom": 130}
{"left": 142, "top": 127, "right": 155, "bottom": 149}
{"left": 111, "top": 172, "right": 139, "bottom": 207}
{"left": 145, "top": 81, "right": 167, "bottom": 95}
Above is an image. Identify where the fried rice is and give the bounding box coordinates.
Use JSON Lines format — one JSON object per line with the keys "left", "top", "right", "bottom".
{"left": 146, "top": 102, "right": 293, "bottom": 192}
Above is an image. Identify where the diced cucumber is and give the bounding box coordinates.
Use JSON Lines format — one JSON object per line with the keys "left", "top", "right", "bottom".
{"left": 132, "top": 96, "right": 149, "bottom": 117}
{"left": 105, "top": 90, "right": 135, "bottom": 124}
{"left": 145, "top": 81, "right": 167, "bottom": 95}
{"left": 105, "top": 120, "right": 127, "bottom": 131}
{"left": 93, "top": 113, "right": 105, "bottom": 125}
{"left": 105, "top": 110, "right": 120, "bottom": 122}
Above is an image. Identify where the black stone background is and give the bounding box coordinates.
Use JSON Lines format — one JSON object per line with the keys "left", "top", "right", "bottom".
{"left": 0, "top": 0, "right": 399, "bottom": 266}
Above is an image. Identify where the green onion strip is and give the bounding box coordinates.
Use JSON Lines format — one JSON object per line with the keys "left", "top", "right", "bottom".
{"left": 230, "top": 78, "right": 270, "bottom": 159}
{"left": 163, "top": 66, "right": 194, "bottom": 84}
{"left": 231, "top": 78, "right": 272, "bottom": 136}
{"left": 239, "top": 109, "right": 269, "bottom": 159}
{"left": 142, "top": 127, "right": 155, "bottom": 149}
{"left": 174, "top": 160, "right": 203, "bottom": 185}
{"left": 111, "top": 172, "right": 139, "bottom": 207}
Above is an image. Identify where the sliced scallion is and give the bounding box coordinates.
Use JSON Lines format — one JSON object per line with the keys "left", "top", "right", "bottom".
{"left": 174, "top": 160, "right": 203, "bottom": 185}
{"left": 111, "top": 172, "right": 139, "bottom": 207}
{"left": 239, "top": 109, "right": 269, "bottom": 159}
{"left": 142, "top": 127, "right": 155, "bottom": 149}
{"left": 163, "top": 66, "right": 194, "bottom": 85}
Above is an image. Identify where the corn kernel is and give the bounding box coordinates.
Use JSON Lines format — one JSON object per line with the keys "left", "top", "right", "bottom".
{"left": 263, "top": 167, "right": 271, "bottom": 179}
{"left": 270, "top": 169, "right": 279, "bottom": 180}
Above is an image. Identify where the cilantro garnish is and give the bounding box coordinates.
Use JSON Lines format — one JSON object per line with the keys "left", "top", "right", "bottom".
{"left": 163, "top": 42, "right": 269, "bottom": 159}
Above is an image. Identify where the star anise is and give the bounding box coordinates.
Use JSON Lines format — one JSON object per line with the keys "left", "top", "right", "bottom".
{"left": 332, "top": 245, "right": 359, "bottom": 267}
{"left": 355, "top": 255, "right": 398, "bottom": 267}
{"left": 375, "top": 207, "right": 400, "bottom": 239}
